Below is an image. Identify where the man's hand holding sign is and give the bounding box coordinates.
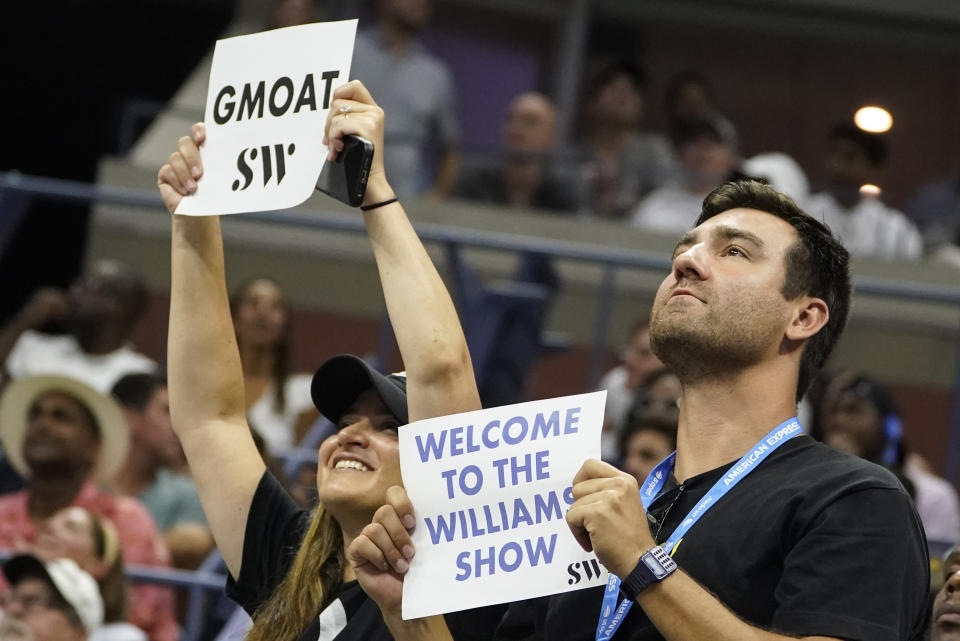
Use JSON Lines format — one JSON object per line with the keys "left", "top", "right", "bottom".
{"left": 567, "top": 458, "right": 652, "bottom": 579}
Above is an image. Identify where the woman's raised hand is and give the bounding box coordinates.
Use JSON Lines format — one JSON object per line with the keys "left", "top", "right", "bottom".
{"left": 323, "top": 80, "right": 394, "bottom": 207}
{"left": 157, "top": 123, "right": 205, "bottom": 215}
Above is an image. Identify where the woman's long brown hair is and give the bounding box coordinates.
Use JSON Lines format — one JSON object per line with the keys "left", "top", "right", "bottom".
{"left": 244, "top": 505, "right": 344, "bottom": 641}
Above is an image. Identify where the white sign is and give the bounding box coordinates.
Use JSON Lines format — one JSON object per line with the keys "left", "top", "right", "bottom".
{"left": 176, "top": 20, "right": 357, "bottom": 216}
{"left": 399, "top": 391, "right": 608, "bottom": 619}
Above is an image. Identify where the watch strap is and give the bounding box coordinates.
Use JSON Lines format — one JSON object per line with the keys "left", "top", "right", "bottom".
{"left": 620, "top": 546, "right": 678, "bottom": 601}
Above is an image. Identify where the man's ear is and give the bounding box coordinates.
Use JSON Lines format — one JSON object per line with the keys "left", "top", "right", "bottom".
{"left": 786, "top": 296, "right": 829, "bottom": 342}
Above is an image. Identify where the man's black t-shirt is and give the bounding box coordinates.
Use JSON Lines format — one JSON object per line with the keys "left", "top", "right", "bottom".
{"left": 496, "top": 435, "right": 929, "bottom": 641}
{"left": 226, "top": 471, "right": 506, "bottom": 641}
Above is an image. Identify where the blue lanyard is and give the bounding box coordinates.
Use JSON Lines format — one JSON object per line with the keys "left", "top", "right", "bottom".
{"left": 595, "top": 417, "right": 803, "bottom": 641}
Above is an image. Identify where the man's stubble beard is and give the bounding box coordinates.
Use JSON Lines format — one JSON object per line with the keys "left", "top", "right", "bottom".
{"left": 649, "top": 290, "right": 786, "bottom": 386}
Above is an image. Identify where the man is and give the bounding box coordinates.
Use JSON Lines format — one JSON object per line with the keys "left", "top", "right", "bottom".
{"left": 0, "top": 554, "right": 103, "bottom": 641}
{"left": 577, "top": 61, "right": 678, "bottom": 220}
{"left": 351, "top": 0, "right": 460, "bottom": 198}
{"left": 905, "top": 175, "right": 960, "bottom": 267}
{"left": 596, "top": 320, "right": 664, "bottom": 450}
{"left": 0, "top": 259, "right": 157, "bottom": 393}
{"left": 110, "top": 373, "right": 214, "bottom": 570}
{"left": 349, "top": 180, "right": 929, "bottom": 641}
{"left": 631, "top": 115, "right": 742, "bottom": 234}
{"left": 819, "top": 373, "right": 960, "bottom": 547}
{"left": 805, "top": 123, "right": 922, "bottom": 261}
{"left": 0, "top": 375, "right": 177, "bottom": 641}
{"left": 453, "top": 92, "right": 581, "bottom": 213}
{"left": 932, "top": 545, "right": 960, "bottom": 641}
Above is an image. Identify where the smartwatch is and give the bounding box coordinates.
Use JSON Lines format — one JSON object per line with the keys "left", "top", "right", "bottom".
{"left": 620, "top": 546, "right": 678, "bottom": 600}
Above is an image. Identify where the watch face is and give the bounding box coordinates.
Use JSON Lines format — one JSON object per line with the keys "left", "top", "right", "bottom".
{"left": 642, "top": 554, "right": 669, "bottom": 579}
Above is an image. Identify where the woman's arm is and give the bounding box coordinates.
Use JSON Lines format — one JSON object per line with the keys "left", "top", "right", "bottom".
{"left": 324, "top": 81, "right": 480, "bottom": 423}
{"left": 326, "top": 82, "right": 477, "bottom": 636}
{"left": 159, "top": 125, "right": 265, "bottom": 579}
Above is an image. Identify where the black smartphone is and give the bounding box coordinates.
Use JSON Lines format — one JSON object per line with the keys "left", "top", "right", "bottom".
{"left": 316, "top": 134, "right": 375, "bottom": 207}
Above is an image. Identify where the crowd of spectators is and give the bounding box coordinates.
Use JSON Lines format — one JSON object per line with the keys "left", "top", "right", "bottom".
{"left": 0, "top": 1, "right": 958, "bottom": 639}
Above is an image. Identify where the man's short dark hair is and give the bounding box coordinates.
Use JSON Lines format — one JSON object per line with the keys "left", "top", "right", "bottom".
{"left": 584, "top": 59, "right": 646, "bottom": 96}
{"left": 111, "top": 373, "right": 167, "bottom": 412}
{"left": 696, "top": 180, "right": 851, "bottom": 402}
{"left": 829, "top": 123, "right": 888, "bottom": 166}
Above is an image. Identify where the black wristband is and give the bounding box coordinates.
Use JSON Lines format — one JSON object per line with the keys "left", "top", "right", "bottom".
{"left": 360, "top": 197, "right": 399, "bottom": 211}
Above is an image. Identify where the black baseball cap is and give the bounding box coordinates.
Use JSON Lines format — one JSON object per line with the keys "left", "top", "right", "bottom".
{"left": 311, "top": 354, "right": 408, "bottom": 425}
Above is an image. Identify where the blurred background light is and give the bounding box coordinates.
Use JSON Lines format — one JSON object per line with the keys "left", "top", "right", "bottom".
{"left": 854, "top": 106, "right": 893, "bottom": 133}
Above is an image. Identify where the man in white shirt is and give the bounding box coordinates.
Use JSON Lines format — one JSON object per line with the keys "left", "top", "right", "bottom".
{"left": 805, "top": 123, "right": 922, "bottom": 261}
{"left": 0, "top": 259, "right": 157, "bottom": 394}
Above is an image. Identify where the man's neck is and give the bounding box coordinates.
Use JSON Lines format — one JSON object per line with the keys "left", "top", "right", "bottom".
{"left": 673, "top": 363, "right": 798, "bottom": 483}
{"left": 27, "top": 476, "right": 86, "bottom": 522}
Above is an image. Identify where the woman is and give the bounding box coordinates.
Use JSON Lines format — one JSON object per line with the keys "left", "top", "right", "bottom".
{"left": 158, "top": 80, "right": 481, "bottom": 641}
{"left": 32, "top": 507, "right": 147, "bottom": 641}
{"left": 230, "top": 277, "right": 316, "bottom": 455}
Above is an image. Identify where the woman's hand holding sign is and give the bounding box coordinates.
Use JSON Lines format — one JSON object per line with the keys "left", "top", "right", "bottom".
{"left": 346, "top": 485, "right": 415, "bottom": 615}
{"left": 348, "top": 486, "right": 455, "bottom": 641}
{"left": 158, "top": 123, "right": 205, "bottom": 215}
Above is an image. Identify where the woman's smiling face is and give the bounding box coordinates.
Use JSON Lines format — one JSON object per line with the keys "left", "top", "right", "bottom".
{"left": 315, "top": 387, "right": 403, "bottom": 525}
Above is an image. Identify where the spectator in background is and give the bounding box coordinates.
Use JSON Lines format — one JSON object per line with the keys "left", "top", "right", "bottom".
{"left": 596, "top": 321, "right": 663, "bottom": 458}
{"left": 110, "top": 373, "right": 214, "bottom": 571}
{"left": 663, "top": 70, "right": 717, "bottom": 129}
{"left": 932, "top": 545, "right": 960, "bottom": 641}
{"left": 0, "top": 375, "right": 177, "bottom": 641}
{"left": 0, "top": 260, "right": 157, "bottom": 394}
{"left": 576, "top": 61, "right": 678, "bottom": 220}
{"left": 613, "top": 367, "right": 681, "bottom": 472}
{"left": 617, "top": 412, "right": 678, "bottom": 486}
{"left": 630, "top": 115, "right": 741, "bottom": 234}
{"left": 230, "top": 278, "right": 317, "bottom": 456}
{"left": 0, "top": 554, "right": 103, "bottom": 641}
{"left": 31, "top": 507, "right": 147, "bottom": 641}
{"left": 818, "top": 373, "right": 960, "bottom": 549}
{"left": 351, "top": 0, "right": 460, "bottom": 198}
{"left": 453, "top": 92, "right": 581, "bottom": 213}
{"left": 625, "top": 367, "right": 681, "bottom": 424}
{"left": 906, "top": 175, "right": 960, "bottom": 268}
{"left": 742, "top": 152, "right": 811, "bottom": 207}
{"left": 806, "top": 123, "right": 923, "bottom": 261}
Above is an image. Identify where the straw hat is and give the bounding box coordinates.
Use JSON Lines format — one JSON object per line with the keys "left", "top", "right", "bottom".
{"left": 0, "top": 375, "right": 129, "bottom": 483}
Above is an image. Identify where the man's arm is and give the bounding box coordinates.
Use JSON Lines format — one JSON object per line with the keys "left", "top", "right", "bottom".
{"left": 567, "top": 459, "right": 843, "bottom": 641}
{"left": 636, "top": 572, "right": 840, "bottom": 641}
